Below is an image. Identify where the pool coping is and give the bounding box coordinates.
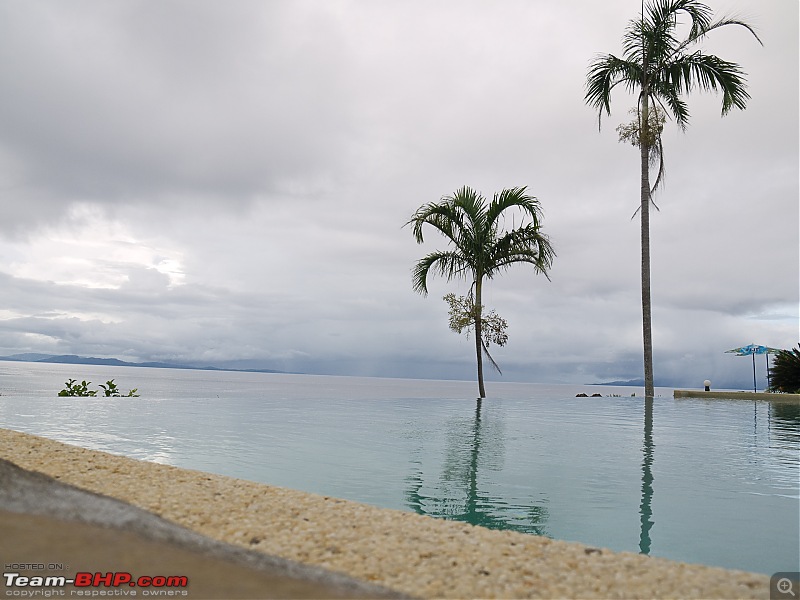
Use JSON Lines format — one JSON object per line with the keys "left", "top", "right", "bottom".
{"left": 0, "top": 427, "right": 774, "bottom": 599}
{"left": 674, "top": 389, "right": 800, "bottom": 401}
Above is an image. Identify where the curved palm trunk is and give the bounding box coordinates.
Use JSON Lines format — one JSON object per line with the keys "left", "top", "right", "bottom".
{"left": 640, "top": 95, "right": 655, "bottom": 399}
{"left": 474, "top": 277, "right": 486, "bottom": 398}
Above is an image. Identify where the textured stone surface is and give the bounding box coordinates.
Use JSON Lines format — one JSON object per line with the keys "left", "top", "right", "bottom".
{"left": 0, "top": 428, "right": 771, "bottom": 599}
{"left": 0, "top": 457, "right": 405, "bottom": 599}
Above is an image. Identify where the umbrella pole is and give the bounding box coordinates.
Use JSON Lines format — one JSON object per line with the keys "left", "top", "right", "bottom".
{"left": 766, "top": 354, "right": 770, "bottom": 391}
{"left": 752, "top": 353, "right": 757, "bottom": 393}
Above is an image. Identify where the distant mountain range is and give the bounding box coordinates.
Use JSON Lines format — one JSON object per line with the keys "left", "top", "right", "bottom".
{"left": 593, "top": 378, "right": 688, "bottom": 387}
{"left": 0, "top": 353, "right": 288, "bottom": 375}
{"left": 594, "top": 378, "right": 647, "bottom": 386}
{"left": 0, "top": 354, "right": 718, "bottom": 388}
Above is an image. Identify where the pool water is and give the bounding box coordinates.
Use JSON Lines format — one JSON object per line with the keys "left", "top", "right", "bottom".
{"left": 0, "top": 361, "right": 797, "bottom": 574}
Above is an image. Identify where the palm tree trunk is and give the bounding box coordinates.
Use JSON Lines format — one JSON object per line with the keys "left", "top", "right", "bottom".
{"left": 640, "top": 96, "right": 655, "bottom": 399}
{"left": 474, "top": 278, "right": 486, "bottom": 398}
{"left": 639, "top": 396, "right": 654, "bottom": 553}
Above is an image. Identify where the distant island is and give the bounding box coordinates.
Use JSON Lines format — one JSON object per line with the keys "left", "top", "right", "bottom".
{"left": 0, "top": 353, "right": 290, "bottom": 375}
{"left": 594, "top": 378, "right": 646, "bottom": 386}
{"left": 593, "top": 378, "right": 686, "bottom": 387}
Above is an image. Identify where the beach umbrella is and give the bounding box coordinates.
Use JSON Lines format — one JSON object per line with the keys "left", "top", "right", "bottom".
{"left": 725, "top": 344, "right": 782, "bottom": 392}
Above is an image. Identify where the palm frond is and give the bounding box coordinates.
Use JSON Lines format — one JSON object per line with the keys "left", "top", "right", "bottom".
{"left": 481, "top": 339, "right": 502, "bottom": 375}
{"left": 650, "top": 134, "right": 665, "bottom": 195}
{"left": 680, "top": 52, "right": 751, "bottom": 114}
{"left": 490, "top": 226, "right": 556, "bottom": 280}
{"left": 630, "top": 194, "right": 662, "bottom": 219}
{"left": 621, "top": 18, "right": 645, "bottom": 63}
{"left": 411, "top": 250, "right": 472, "bottom": 296}
{"left": 648, "top": 84, "right": 689, "bottom": 128}
{"left": 680, "top": 14, "right": 763, "bottom": 52}
{"left": 585, "top": 54, "right": 642, "bottom": 128}
{"left": 485, "top": 187, "right": 543, "bottom": 230}
{"left": 405, "top": 201, "right": 462, "bottom": 245}
{"left": 447, "top": 186, "right": 486, "bottom": 226}
{"left": 648, "top": 0, "right": 714, "bottom": 36}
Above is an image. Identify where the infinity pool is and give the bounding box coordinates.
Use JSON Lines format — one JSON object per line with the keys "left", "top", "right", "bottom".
{"left": 1, "top": 361, "right": 797, "bottom": 574}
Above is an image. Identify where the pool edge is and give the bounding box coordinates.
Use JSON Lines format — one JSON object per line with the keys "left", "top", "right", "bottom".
{"left": 674, "top": 389, "right": 800, "bottom": 401}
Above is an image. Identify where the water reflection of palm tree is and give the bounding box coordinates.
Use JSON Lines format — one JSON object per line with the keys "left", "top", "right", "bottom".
{"left": 406, "top": 399, "right": 549, "bottom": 536}
{"left": 639, "top": 397, "right": 654, "bottom": 554}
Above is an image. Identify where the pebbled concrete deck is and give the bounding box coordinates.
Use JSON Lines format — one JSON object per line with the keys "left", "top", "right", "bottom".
{"left": 0, "top": 458, "right": 406, "bottom": 599}
{"left": 0, "top": 428, "right": 772, "bottom": 599}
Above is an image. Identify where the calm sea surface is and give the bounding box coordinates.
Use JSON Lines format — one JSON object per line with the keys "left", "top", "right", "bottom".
{"left": 0, "top": 361, "right": 797, "bottom": 575}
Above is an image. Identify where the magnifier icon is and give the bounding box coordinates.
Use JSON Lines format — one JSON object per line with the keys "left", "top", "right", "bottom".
{"left": 778, "top": 578, "right": 796, "bottom": 597}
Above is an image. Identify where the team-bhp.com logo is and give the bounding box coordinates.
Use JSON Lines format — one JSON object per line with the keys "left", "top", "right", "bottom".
{"left": 4, "top": 571, "right": 189, "bottom": 596}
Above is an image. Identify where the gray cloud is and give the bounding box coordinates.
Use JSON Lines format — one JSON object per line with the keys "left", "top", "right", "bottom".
{"left": 0, "top": 0, "right": 796, "bottom": 389}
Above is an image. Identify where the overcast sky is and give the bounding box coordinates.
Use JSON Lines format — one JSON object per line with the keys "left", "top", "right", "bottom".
{"left": 0, "top": 0, "right": 797, "bottom": 389}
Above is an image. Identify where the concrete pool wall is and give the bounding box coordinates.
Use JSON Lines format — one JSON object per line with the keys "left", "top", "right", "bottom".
{"left": 674, "top": 389, "right": 800, "bottom": 401}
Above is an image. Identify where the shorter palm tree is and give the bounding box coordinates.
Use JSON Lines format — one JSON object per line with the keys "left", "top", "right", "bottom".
{"left": 407, "top": 186, "right": 555, "bottom": 398}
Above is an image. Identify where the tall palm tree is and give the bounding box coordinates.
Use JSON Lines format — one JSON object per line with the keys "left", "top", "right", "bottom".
{"left": 407, "top": 186, "right": 555, "bottom": 398}
{"left": 585, "top": 0, "right": 761, "bottom": 398}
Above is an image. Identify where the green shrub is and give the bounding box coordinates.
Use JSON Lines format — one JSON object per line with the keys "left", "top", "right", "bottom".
{"left": 58, "top": 379, "right": 139, "bottom": 397}
{"left": 58, "top": 379, "right": 96, "bottom": 397}
{"left": 770, "top": 345, "right": 800, "bottom": 393}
